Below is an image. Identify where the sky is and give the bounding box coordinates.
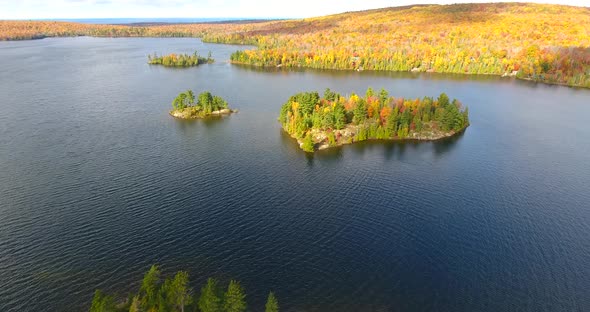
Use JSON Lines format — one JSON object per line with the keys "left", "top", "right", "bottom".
{"left": 0, "top": 0, "right": 587, "bottom": 20}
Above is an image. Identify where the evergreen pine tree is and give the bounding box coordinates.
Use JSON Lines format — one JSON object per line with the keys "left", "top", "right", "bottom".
{"left": 265, "top": 292, "right": 279, "bottom": 312}
{"left": 128, "top": 296, "right": 140, "bottom": 312}
{"left": 301, "top": 133, "right": 315, "bottom": 152}
{"left": 89, "top": 290, "right": 116, "bottom": 312}
{"left": 223, "top": 280, "right": 246, "bottom": 312}
{"left": 164, "top": 271, "right": 193, "bottom": 312}
{"left": 140, "top": 265, "right": 161, "bottom": 311}
{"left": 353, "top": 99, "right": 367, "bottom": 124}
{"left": 198, "top": 278, "right": 221, "bottom": 312}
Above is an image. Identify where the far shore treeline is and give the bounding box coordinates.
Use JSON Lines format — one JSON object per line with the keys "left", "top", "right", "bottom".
{"left": 1, "top": 3, "right": 589, "bottom": 88}
{"left": 89, "top": 265, "right": 279, "bottom": 312}
{"left": 280, "top": 88, "right": 469, "bottom": 152}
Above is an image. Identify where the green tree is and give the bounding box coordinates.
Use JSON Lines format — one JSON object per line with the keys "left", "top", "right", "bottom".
{"left": 323, "top": 88, "right": 339, "bottom": 102}
{"left": 442, "top": 103, "right": 459, "bottom": 131}
{"left": 378, "top": 88, "right": 389, "bottom": 106}
{"left": 365, "top": 87, "right": 374, "bottom": 98}
{"left": 140, "top": 265, "right": 161, "bottom": 311}
{"left": 173, "top": 93, "right": 187, "bottom": 110}
{"left": 353, "top": 99, "right": 367, "bottom": 124}
{"left": 356, "top": 125, "right": 368, "bottom": 141}
{"left": 321, "top": 111, "right": 335, "bottom": 129}
{"left": 327, "top": 132, "right": 337, "bottom": 146}
{"left": 400, "top": 108, "right": 411, "bottom": 129}
{"left": 279, "top": 102, "right": 291, "bottom": 126}
{"left": 198, "top": 91, "right": 214, "bottom": 113}
{"left": 128, "top": 296, "right": 140, "bottom": 312}
{"left": 333, "top": 102, "right": 346, "bottom": 130}
{"left": 312, "top": 111, "right": 322, "bottom": 129}
{"left": 264, "top": 292, "right": 279, "bottom": 312}
{"left": 297, "top": 91, "right": 319, "bottom": 116}
{"left": 198, "top": 278, "right": 221, "bottom": 312}
{"left": 462, "top": 107, "right": 470, "bottom": 126}
{"left": 163, "top": 271, "right": 193, "bottom": 312}
{"left": 223, "top": 280, "right": 246, "bottom": 312}
{"left": 186, "top": 90, "right": 195, "bottom": 106}
{"left": 397, "top": 126, "right": 409, "bottom": 138}
{"left": 89, "top": 290, "right": 116, "bottom": 312}
{"left": 438, "top": 93, "right": 450, "bottom": 107}
{"left": 301, "top": 133, "right": 314, "bottom": 152}
{"left": 212, "top": 96, "right": 228, "bottom": 110}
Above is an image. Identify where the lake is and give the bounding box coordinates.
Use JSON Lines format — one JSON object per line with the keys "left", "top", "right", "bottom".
{"left": 0, "top": 37, "right": 589, "bottom": 312}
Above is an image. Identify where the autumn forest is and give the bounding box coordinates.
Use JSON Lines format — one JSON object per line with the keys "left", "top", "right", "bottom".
{"left": 1, "top": 3, "right": 589, "bottom": 88}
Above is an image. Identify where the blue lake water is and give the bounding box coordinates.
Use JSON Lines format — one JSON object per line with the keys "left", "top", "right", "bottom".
{"left": 0, "top": 37, "right": 589, "bottom": 311}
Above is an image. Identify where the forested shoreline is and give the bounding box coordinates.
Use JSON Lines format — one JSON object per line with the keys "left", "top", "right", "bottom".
{"left": 89, "top": 265, "right": 279, "bottom": 312}
{"left": 1, "top": 3, "right": 589, "bottom": 88}
{"left": 280, "top": 88, "right": 469, "bottom": 152}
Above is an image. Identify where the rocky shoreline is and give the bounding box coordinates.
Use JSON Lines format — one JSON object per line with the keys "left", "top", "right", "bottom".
{"left": 169, "top": 108, "right": 237, "bottom": 119}
{"left": 288, "top": 123, "right": 469, "bottom": 152}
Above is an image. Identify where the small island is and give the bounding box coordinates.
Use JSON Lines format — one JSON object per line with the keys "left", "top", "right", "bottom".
{"left": 279, "top": 88, "right": 469, "bottom": 152}
{"left": 170, "top": 90, "right": 236, "bottom": 119}
{"left": 148, "top": 51, "right": 214, "bottom": 67}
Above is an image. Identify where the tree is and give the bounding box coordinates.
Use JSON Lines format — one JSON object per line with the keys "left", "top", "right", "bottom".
{"left": 378, "top": 88, "right": 389, "bottom": 106}
{"left": 89, "top": 290, "right": 116, "bottom": 312}
{"left": 400, "top": 107, "right": 411, "bottom": 129}
{"left": 321, "top": 110, "right": 335, "bottom": 129}
{"left": 323, "top": 88, "right": 339, "bottom": 102}
{"left": 164, "top": 271, "right": 192, "bottom": 312}
{"left": 301, "top": 133, "right": 314, "bottom": 152}
{"left": 462, "top": 107, "right": 470, "bottom": 126}
{"left": 140, "top": 265, "right": 161, "bottom": 311}
{"left": 198, "top": 278, "right": 221, "bottom": 312}
{"left": 442, "top": 103, "right": 459, "bottom": 131}
{"left": 265, "top": 292, "right": 279, "bottom": 312}
{"left": 173, "top": 93, "right": 187, "bottom": 110}
{"left": 297, "top": 91, "right": 319, "bottom": 116}
{"left": 198, "top": 91, "right": 214, "bottom": 113}
{"left": 333, "top": 102, "right": 346, "bottom": 129}
{"left": 128, "top": 296, "right": 140, "bottom": 312}
{"left": 223, "top": 280, "right": 246, "bottom": 312}
{"left": 212, "top": 96, "right": 228, "bottom": 110}
{"left": 385, "top": 107, "right": 398, "bottom": 138}
{"left": 353, "top": 99, "right": 367, "bottom": 124}
{"left": 186, "top": 90, "right": 195, "bottom": 106}
{"left": 438, "top": 93, "right": 450, "bottom": 107}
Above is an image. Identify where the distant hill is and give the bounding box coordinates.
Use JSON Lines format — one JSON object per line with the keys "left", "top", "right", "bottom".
{"left": 1, "top": 3, "right": 589, "bottom": 87}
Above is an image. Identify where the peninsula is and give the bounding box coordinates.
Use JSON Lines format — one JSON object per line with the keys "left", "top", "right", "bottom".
{"left": 170, "top": 90, "right": 236, "bottom": 119}
{"left": 148, "top": 51, "right": 213, "bottom": 67}
{"left": 279, "top": 88, "right": 469, "bottom": 152}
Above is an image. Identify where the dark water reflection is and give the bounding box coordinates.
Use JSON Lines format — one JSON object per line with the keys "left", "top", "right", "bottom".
{"left": 1, "top": 37, "right": 590, "bottom": 312}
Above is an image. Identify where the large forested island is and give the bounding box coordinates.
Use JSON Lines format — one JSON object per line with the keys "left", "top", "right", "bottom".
{"left": 170, "top": 90, "right": 235, "bottom": 119}
{"left": 1, "top": 3, "right": 589, "bottom": 88}
{"left": 89, "top": 265, "right": 280, "bottom": 312}
{"left": 280, "top": 88, "right": 469, "bottom": 152}
{"left": 148, "top": 51, "right": 214, "bottom": 67}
